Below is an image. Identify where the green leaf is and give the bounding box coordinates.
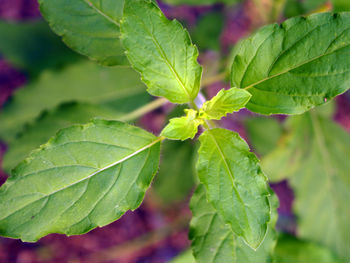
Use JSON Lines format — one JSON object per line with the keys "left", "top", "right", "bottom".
{"left": 333, "top": 0, "right": 350, "bottom": 11}
{"left": 200, "top": 88, "right": 251, "bottom": 120}
{"left": 38, "top": 0, "right": 127, "bottom": 66}
{"left": 189, "top": 184, "right": 278, "bottom": 263}
{"left": 161, "top": 109, "right": 203, "bottom": 140}
{"left": 245, "top": 117, "right": 283, "bottom": 156}
{"left": 153, "top": 140, "right": 195, "bottom": 203}
{"left": 0, "top": 62, "right": 150, "bottom": 142}
{"left": 231, "top": 12, "right": 350, "bottom": 115}
{"left": 275, "top": 234, "right": 344, "bottom": 263}
{"left": 197, "top": 128, "right": 271, "bottom": 249}
{"left": 0, "top": 120, "right": 161, "bottom": 242}
{"left": 2, "top": 103, "right": 123, "bottom": 173}
{"left": 0, "top": 20, "right": 80, "bottom": 74}
{"left": 170, "top": 250, "right": 195, "bottom": 263}
{"left": 262, "top": 110, "right": 350, "bottom": 261}
{"left": 162, "top": 0, "right": 240, "bottom": 5}
{"left": 120, "top": 0, "right": 202, "bottom": 104}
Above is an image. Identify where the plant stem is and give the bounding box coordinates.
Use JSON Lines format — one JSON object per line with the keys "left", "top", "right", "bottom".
{"left": 119, "top": 97, "right": 169, "bottom": 122}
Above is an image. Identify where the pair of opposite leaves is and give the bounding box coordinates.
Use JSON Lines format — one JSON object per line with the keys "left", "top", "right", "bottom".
{"left": 1, "top": 0, "right": 350, "bottom": 253}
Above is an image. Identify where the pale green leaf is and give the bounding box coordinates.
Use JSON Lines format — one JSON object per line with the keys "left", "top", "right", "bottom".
{"left": 197, "top": 128, "right": 271, "bottom": 249}
{"left": 170, "top": 250, "right": 195, "bottom": 263}
{"left": 0, "top": 62, "right": 149, "bottom": 142}
{"left": 2, "top": 103, "right": 123, "bottom": 173}
{"left": 189, "top": 184, "right": 278, "bottom": 263}
{"left": 0, "top": 20, "right": 80, "bottom": 74}
{"left": 38, "top": 0, "right": 127, "bottom": 66}
{"left": 161, "top": 109, "right": 203, "bottom": 140}
{"left": 0, "top": 120, "right": 161, "bottom": 242}
{"left": 200, "top": 88, "right": 251, "bottom": 120}
{"left": 153, "top": 140, "right": 195, "bottom": 203}
{"left": 120, "top": 0, "right": 202, "bottom": 104}
{"left": 231, "top": 12, "right": 350, "bottom": 115}
{"left": 262, "top": 110, "right": 350, "bottom": 261}
{"left": 275, "top": 235, "right": 344, "bottom": 263}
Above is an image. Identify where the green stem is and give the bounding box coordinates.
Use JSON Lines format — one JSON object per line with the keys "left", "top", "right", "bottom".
{"left": 119, "top": 97, "right": 169, "bottom": 122}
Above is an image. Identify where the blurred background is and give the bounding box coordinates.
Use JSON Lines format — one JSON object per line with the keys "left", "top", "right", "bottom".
{"left": 0, "top": 0, "right": 349, "bottom": 262}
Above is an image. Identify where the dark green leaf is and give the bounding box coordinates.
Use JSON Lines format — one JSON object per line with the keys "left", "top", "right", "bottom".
{"left": 38, "top": 0, "right": 127, "bottom": 66}
{"left": 197, "top": 128, "right": 271, "bottom": 249}
{"left": 0, "top": 120, "right": 161, "bottom": 242}
{"left": 231, "top": 12, "right": 350, "bottom": 115}
{"left": 0, "top": 20, "right": 80, "bottom": 74}
{"left": 121, "top": 0, "right": 202, "bottom": 104}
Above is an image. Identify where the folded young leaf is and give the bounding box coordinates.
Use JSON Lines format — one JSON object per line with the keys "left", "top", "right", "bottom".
{"left": 189, "top": 185, "right": 278, "bottom": 263}
{"left": 262, "top": 110, "right": 350, "bottom": 261}
{"left": 121, "top": 0, "right": 202, "bottom": 104}
{"left": 38, "top": 0, "right": 127, "bottom": 66}
{"left": 231, "top": 12, "right": 350, "bottom": 115}
{"left": 0, "top": 62, "right": 149, "bottom": 143}
{"left": 0, "top": 120, "right": 161, "bottom": 242}
{"left": 197, "top": 128, "right": 271, "bottom": 249}
{"left": 275, "top": 234, "right": 344, "bottom": 263}
{"left": 161, "top": 109, "right": 203, "bottom": 140}
{"left": 200, "top": 88, "right": 251, "bottom": 120}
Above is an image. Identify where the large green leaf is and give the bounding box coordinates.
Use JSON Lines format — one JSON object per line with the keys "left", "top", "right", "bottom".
{"left": 197, "top": 128, "right": 271, "bottom": 249}
{"left": 0, "top": 120, "right": 161, "bottom": 242}
{"left": 2, "top": 103, "right": 123, "bottom": 173}
{"left": 231, "top": 12, "right": 350, "bottom": 115}
{"left": 121, "top": 0, "right": 202, "bottom": 104}
{"left": 189, "top": 185, "right": 278, "bottom": 263}
{"left": 0, "top": 62, "right": 149, "bottom": 142}
{"left": 262, "top": 110, "right": 350, "bottom": 261}
{"left": 0, "top": 20, "right": 80, "bottom": 74}
{"left": 38, "top": 0, "right": 127, "bottom": 66}
{"left": 275, "top": 235, "right": 344, "bottom": 263}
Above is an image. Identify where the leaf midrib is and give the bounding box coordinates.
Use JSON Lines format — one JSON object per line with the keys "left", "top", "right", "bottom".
{"left": 82, "top": 0, "right": 120, "bottom": 27}
{"left": 0, "top": 137, "right": 162, "bottom": 221}
{"left": 243, "top": 42, "right": 350, "bottom": 91}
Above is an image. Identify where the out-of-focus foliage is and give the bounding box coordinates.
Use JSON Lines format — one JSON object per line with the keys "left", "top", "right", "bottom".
{"left": 153, "top": 140, "right": 195, "bottom": 204}
{"left": 333, "top": 0, "right": 350, "bottom": 11}
{"left": 0, "top": 20, "right": 80, "bottom": 75}
{"left": 284, "top": 0, "right": 328, "bottom": 17}
{"left": 275, "top": 235, "right": 344, "bottom": 263}
{"left": 262, "top": 107, "right": 350, "bottom": 262}
{"left": 2, "top": 103, "right": 122, "bottom": 173}
{"left": 0, "top": 62, "right": 150, "bottom": 142}
{"left": 170, "top": 250, "right": 195, "bottom": 263}
{"left": 191, "top": 12, "right": 224, "bottom": 51}
{"left": 245, "top": 117, "right": 283, "bottom": 156}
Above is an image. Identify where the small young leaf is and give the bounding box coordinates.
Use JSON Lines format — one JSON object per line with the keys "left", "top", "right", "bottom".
{"left": 121, "top": 0, "right": 202, "bottom": 104}
{"left": 189, "top": 185, "right": 278, "bottom": 263}
{"left": 0, "top": 62, "right": 149, "bottom": 142}
{"left": 197, "top": 128, "right": 270, "bottom": 249}
{"left": 200, "top": 88, "right": 251, "bottom": 120}
{"left": 38, "top": 0, "right": 127, "bottom": 66}
{"left": 231, "top": 12, "right": 350, "bottom": 115}
{"left": 161, "top": 109, "right": 203, "bottom": 140}
{"left": 262, "top": 109, "right": 350, "bottom": 261}
{"left": 0, "top": 120, "right": 161, "bottom": 242}
{"left": 275, "top": 235, "right": 344, "bottom": 263}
